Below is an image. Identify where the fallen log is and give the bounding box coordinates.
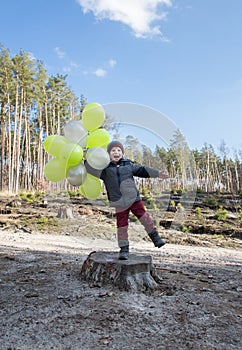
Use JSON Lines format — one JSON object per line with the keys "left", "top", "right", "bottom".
{"left": 80, "top": 251, "right": 163, "bottom": 292}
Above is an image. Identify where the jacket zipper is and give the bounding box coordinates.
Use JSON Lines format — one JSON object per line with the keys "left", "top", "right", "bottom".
{"left": 116, "top": 164, "right": 121, "bottom": 186}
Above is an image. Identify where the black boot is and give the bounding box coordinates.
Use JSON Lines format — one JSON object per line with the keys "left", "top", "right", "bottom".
{"left": 149, "top": 230, "right": 166, "bottom": 248}
{"left": 119, "top": 245, "right": 129, "bottom": 260}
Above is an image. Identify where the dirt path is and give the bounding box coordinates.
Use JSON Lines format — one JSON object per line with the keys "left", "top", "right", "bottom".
{"left": 0, "top": 230, "right": 242, "bottom": 350}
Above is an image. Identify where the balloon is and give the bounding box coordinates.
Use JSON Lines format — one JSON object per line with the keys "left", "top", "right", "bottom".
{"left": 79, "top": 174, "right": 102, "bottom": 199}
{"left": 44, "top": 158, "right": 67, "bottom": 182}
{"left": 63, "top": 120, "right": 88, "bottom": 148}
{"left": 82, "top": 102, "right": 105, "bottom": 131}
{"left": 86, "top": 129, "right": 111, "bottom": 149}
{"left": 59, "top": 143, "right": 84, "bottom": 167}
{"left": 66, "top": 163, "right": 87, "bottom": 186}
{"left": 43, "top": 135, "right": 70, "bottom": 157}
{"left": 86, "top": 147, "right": 110, "bottom": 170}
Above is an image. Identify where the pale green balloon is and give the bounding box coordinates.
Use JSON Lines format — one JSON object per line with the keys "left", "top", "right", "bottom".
{"left": 63, "top": 120, "right": 88, "bottom": 148}
{"left": 82, "top": 102, "right": 105, "bottom": 132}
{"left": 59, "top": 143, "right": 84, "bottom": 167}
{"left": 79, "top": 173, "right": 102, "bottom": 199}
{"left": 67, "top": 163, "right": 87, "bottom": 186}
{"left": 44, "top": 158, "right": 67, "bottom": 182}
{"left": 43, "top": 135, "right": 70, "bottom": 157}
{"left": 86, "top": 147, "right": 110, "bottom": 170}
{"left": 86, "top": 129, "right": 111, "bottom": 149}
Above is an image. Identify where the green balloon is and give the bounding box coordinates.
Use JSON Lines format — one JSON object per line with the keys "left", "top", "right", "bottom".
{"left": 59, "top": 143, "right": 84, "bottom": 166}
{"left": 44, "top": 158, "right": 67, "bottom": 182}
{"left": 86, "top": 129, "right": 111, "bottom": 149}
{"left": 79, "top": 174, "right": 102, "bottom": 199}
{"left": 43, "top": 135, "right": 70, "bottom": 157}
{"left": 82, "top": 102, "right": 105, "bottom": 132}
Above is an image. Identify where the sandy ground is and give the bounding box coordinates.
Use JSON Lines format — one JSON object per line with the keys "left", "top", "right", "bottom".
{"left": 0, "top": 229, "right": 242, "bottom": 350}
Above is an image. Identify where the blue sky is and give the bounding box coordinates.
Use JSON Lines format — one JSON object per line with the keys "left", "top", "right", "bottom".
{"left": 1, "top": 0, "right": 242, "bottom": 156}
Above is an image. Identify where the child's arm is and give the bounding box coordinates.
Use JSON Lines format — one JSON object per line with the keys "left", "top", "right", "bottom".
{"left": 85, "top": 161, "right": 103, "bottom": 179}
{"left": 132, "top": 163, "right": 169, "bottom": 179}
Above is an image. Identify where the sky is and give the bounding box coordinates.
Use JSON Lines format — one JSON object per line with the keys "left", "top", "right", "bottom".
{"left": 0, "top": 0, "right": 242, "bottom": 156}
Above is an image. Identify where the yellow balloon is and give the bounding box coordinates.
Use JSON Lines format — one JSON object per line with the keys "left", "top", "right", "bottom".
{"left": 59, "top": 143, "right": 84, "bottom": 166}
{"left": 86, "top": 129, "right": 111, "bottom": 149}
{"left": 79, "top": 174, "right": 102, "bottom": 199}
{"left": 43, "top": 135, "right": 70, "bottom": 157}
{"left": 82, "top": 102, "right": 105, "bottom": 131}
{"left": 44, "top": 158, "right": 67, "bottom": 182}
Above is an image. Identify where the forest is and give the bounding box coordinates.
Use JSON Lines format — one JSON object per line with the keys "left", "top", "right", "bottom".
{"left": 0, "top": 45, "right": 241, "bottom": 195}
{"left": 0, "top": 46, "right": 242, "bottom": 350}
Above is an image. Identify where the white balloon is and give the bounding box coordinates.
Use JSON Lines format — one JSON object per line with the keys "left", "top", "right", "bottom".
{"left": 63, "top": 120, "right": 88, "bottom": 148}
{"left": 66, "top": 163, "right": 87, "bottom": 186}
{"left": 86, "top": 147, "right": 110, "bottom": 170}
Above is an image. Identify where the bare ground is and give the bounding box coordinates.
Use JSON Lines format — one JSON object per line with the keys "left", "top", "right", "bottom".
{"left": 0, "top": 226, "right": 241, "bottom": 350}
{"left": 0, "top": 193, "right": 242, "bottom": 349}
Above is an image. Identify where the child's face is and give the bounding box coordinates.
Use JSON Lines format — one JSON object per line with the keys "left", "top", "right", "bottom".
{"left": 109, "top": 147, "right": 123, "bottom": 162}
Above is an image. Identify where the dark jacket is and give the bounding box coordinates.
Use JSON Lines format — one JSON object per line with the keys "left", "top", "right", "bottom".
{"left": 86, "top": 158, "right": 159, "bottom": 208}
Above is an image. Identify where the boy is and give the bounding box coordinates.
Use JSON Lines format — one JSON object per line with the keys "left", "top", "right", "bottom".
{"left": 88, "top": 140, "right": 169, "bottom": 260}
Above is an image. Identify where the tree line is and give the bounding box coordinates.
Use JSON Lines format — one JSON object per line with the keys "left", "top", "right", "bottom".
{"left": 123, "top": 134, "right": 242, "bottom": 194}
{"left": 0, "top": 46, "right": 241, "bottom": 195}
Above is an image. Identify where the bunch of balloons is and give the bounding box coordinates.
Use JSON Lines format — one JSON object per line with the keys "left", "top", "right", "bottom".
{"left": 43, "top": 102, "right": 111, "bottom": 199}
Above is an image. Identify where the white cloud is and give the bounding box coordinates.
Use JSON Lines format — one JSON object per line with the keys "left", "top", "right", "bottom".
{"left": 77, "top": 0, "right": 172, "bottom": 38}
{"left": 70, "top": 61, "right": 79, "bottom": 68}
{"left": 54, "top": 47, "right": 66, "bottom": 59}
{"left": 63, "top": 66, "right": 72, "bottom": 73}
{"left": 109, "top": 59, "right": 117, "bottom": 68}
{"left": 81, "top": 59, "right": 117, "bottom": 77}
{"left": 62, "top": 61, "right": 80, "bottom": 73}
{"left": 92, "top": 59, "right": 117, "bottom": 77}
{"left": 94, "top": 68, "right": 107, "bottom": 77}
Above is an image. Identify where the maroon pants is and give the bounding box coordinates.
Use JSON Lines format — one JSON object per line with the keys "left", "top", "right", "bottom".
{"left": 115, "top": 200, "right": 156, "bottom": 247}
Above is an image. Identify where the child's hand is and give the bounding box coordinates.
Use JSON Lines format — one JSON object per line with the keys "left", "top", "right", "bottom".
{"left": 159, "top": 171, "right": 169, "bottom": 179}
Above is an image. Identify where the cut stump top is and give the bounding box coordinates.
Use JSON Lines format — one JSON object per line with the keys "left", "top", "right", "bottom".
{"left": 81, "top": 251, "right": 161, "bottom": 292}
{"left": 89, "top": 251, "right": 153, "bottom": 265}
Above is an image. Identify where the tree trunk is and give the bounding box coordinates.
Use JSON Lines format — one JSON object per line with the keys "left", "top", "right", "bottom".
{"left": 0, "top": 103, "right": 6, "bottom": 190}
{"left": 7, "top": 93, "right": 12, "bottom": 193}
{"left": 11, "top": 83, "right": 19, "bottom": 193}
{"left": 15, "top": 87, "right": 23, "bottom": 193}
{"left": 81, "top": 251, "right": 163, "bottom": 292}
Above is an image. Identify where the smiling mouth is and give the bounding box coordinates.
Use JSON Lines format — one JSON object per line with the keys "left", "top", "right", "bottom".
{"left": 113, "top": 155, "right": 120, "bottom": 160}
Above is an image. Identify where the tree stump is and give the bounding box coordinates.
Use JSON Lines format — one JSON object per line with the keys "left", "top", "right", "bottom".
{"left": 57, "top": 206, "right": 74, "bottom": 219}
{"left": 80, "top": 251, "right": 163, "bottom": 292}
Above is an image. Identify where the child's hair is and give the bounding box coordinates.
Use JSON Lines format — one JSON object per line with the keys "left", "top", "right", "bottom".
{"left": 107, "top": 140, "right": 124, "bottom": 154}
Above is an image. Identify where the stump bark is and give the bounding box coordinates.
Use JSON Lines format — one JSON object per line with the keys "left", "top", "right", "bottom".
{"left": 80, "top": 251, "right": 162, "bottom": 292}
{"left": 57, "top": 206, "right": 74, "bottom": 219}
